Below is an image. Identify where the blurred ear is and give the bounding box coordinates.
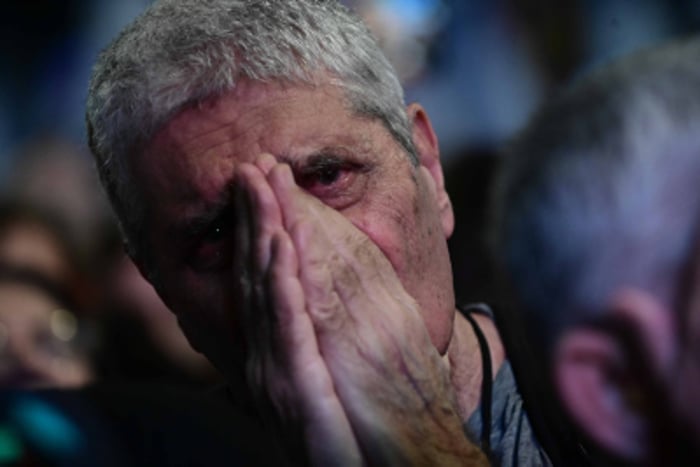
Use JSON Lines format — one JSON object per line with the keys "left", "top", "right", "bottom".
{"left": 407, "top": 103, "right": 454, "bottom": 238}
{"left": 554, "top": 288, "right": 676, "bottom": 462}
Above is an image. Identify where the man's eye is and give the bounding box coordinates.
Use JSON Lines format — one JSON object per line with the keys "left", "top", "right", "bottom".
{"left": 186, "top": 217, "right": 234, "bottom": 272}
{"left": 202, "top": 224, "right": 227, "bottom": 243}
{"left": 294, "top": 158, "right": 365, "bottom": 207}
{"left": 314, "top": 166, "right": 342, "bottom": 186}
{"left": 292, "top": 155, "right": 372, "bottom": 210}
{"left": 298, "top": 164, "right": 345, "bottom": 188}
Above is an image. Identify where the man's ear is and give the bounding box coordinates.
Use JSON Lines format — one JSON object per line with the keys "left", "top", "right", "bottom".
{"left": 554, "top": 288, "right": 676, "bottom": 462}
{"left": 407, "top": 103, "right": 454, "bottom": 238}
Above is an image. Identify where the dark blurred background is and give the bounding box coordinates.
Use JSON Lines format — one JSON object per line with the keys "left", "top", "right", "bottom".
{"left": 3, "top": 1, "right": 700, "bottom": 164}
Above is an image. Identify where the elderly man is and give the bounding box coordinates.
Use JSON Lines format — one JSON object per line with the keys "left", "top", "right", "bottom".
{"left": 86, "top": 0, "right": 546, "bottom": 465}
{"left": 493, "top": 38, "right": 700, "bottom": 465}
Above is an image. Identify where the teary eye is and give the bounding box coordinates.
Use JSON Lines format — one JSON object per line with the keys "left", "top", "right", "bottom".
{"left": 315, "top": 165, "right": 342, "bottom": 185}
{"left": 297, "top": 161, "right": 346, "bottom": 188}
{"left": 295, "top": 154, "right": 359, "bottom": 189}
{"left": 292, "top": 153, "right": 371, "bottom": 210}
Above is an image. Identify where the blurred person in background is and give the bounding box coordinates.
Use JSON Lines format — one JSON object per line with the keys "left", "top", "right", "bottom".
{"left": 5, "top": 136, "right": 111, "bottom": 259}
{"left": 0, "top": 263, "right": 93, "bottom": 388}
{"left": 4, "top": 135, "right": 217, "bottom": 388}
{"left": 0, "top": 198, "right": 95, "bottom": 389}
{"left": 0, "top": 196, "right": 261, "bottom": 465}
{"left": 493, "top": 37, "right": 700, "bottom": 465}
{"left": 0, "top": 199, "right": 91, "bottom": 313}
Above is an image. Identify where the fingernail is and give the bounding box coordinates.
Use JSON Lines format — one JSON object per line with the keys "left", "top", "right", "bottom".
{"left": 256, "top": 153, "right": 277, "bottom": 174}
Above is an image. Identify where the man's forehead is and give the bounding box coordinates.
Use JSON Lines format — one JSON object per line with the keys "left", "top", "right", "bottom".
{"left": 137, "top": 78, "right": 401, "bottom": 233}
{"left": 147, "top": 80, "right": 358, "bottom": 154}
{"left": 167, "top": 77, "right": 348, "bottom": 124}
{"left": 142, "top": 80, "right": 389, "bottom": 177}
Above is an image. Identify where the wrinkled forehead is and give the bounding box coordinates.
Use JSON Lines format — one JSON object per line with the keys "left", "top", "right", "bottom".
{"left": 133, "top": 78, "right": 403, "bottom": 241}
{"left": 138, "top": 80, "right": 351, "bottom": 186}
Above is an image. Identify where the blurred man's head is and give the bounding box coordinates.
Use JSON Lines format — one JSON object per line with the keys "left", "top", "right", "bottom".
{"left": 493, "top": 38, "right": 700, "bottom": 463}
{"left": 86, "top": 0, "right": 455, "bottom": 377}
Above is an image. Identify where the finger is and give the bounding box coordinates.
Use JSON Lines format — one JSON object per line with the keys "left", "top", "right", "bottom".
{"left": 235, "top": 164, "right": 293, "bottom": 408}
{"left": 288, "top": 218, "right": 348, "bottom": 332}
{"left": 230, "top": 172, "right": 261, "bottom": 372}
{"left": 237, "top": 162, "right": 286, "bottom": 380}
{"left": 265, "top": 230, "right": 321, "bottom": 362}
{"left": 237, "top": 162, "right": 283, "bottom": 277}
{"left": 264, "top": 163, "right": 356, "bottom": 334}
{"left": 257, "top": 229, "right": 303, "bottom": 422}
{"left": 255, "top": 153, "right": 278, "bottom": 175}
{"left": 233, "top": 171, "right": 301, "bottom": 456}
{"left": 238, "top": 164, "right": 363, "bottom": 464}
{"left": 267, "top": 231, "right": 362, "bottom": 465}
{"left": 267, "top": 162, "right": 323, "bottom": 230}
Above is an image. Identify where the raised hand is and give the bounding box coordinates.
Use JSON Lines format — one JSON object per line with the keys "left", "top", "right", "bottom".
{"left": 259, "top": 156, "right": 488, "bottom": 466}
{"left": 233, "top": 158, "right": 362, "bottom": 466}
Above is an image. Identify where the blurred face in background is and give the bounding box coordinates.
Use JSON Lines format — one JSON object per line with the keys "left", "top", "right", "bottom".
{"left": 0, "top": 221, "right": 72, "bottom": 285}
{"left": 0, "top": 282, "right": 91, "bottom": 388}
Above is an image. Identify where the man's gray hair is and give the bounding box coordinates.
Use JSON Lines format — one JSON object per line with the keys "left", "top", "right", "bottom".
{"left": 86, "top": 0, "right": 414, "bottom": 258}
{"left": 493, "top": 37, "right": 700, "bottom": 352}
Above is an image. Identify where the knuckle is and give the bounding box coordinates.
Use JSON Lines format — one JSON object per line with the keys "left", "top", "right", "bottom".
{"left": 308, "top": 290, "right": 346, "bottom": 331}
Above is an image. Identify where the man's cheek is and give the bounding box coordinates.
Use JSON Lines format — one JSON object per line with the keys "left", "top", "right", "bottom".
{"left": 165, "top": 276, "right": 243, "bottom": 367}
{"left": 353, "top": 218, "right": 411, "bottom": 285}
{"left": 160, "top": 273, "right": 231, "bottom": 325}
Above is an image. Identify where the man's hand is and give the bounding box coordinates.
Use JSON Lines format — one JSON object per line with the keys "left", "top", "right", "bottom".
{"left": 233, "top": 158, "right": 362, "bottom": 466}
{"left": 234, "top": 154, "right": 487, "bottom": 465}
{"left": 263, "top": 157, "right": 487, "bottom": 466}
